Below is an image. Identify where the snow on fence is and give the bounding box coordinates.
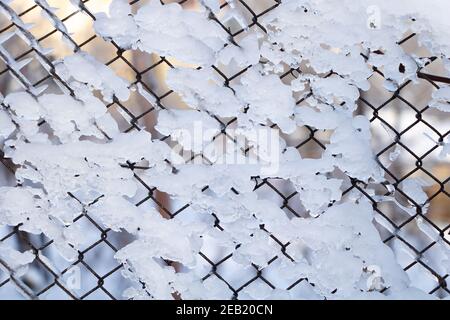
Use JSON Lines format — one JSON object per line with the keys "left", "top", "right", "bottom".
{"left": 0, "top": 0, "right": 449, "bottom": 300}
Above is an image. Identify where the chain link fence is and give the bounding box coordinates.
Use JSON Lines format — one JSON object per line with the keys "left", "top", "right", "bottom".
{"left": 0, "top": 0, "right": 449, "bottom": 299}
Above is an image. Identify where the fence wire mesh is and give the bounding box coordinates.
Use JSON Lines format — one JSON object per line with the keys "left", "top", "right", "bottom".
{"left": 0, "top": 0, "right": 449, "bottom": 300}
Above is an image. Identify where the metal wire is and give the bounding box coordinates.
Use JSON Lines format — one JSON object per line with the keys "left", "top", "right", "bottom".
{"left": 0, "top": 0, "right": 449, "bottom": 300}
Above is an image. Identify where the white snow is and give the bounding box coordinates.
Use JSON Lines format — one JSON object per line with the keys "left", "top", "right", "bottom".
{"left": 217, "top": 34, "right": 261, "bottom": 68}
{"left": 1, "top": 0, "right": 449, "bottom": 300}
{"left": 430, "top": 86, "right": 450, "bottom": 112}
{"left": 156, "top": 109, "right": 221, "bottom": 153}
{"left": 95, "top": 0, "right": 228, "bottom": 66}
{"left": 0, "top": 109, "right": 15, "bottom": 139}
{"left": 235, "top": 69, "right": 296, "bottom": 134}
{"left": 400, "top": 178, "right": 430, "bottom": 208}
{"left": 166, "top": 68, "right": 242, "bottom": 118}
{"left": 0, "top": 242, "right": 34, "bottom": 276}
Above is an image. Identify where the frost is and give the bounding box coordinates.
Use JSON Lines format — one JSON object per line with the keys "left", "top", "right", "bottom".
{"left": 289, "top": 174, "right": 342, "bottom": 217}
{"left": 3, "top": 91, "right": 110, "bottom": 143}
{"left": 242, "top": 282, "right": 296, "bottom": 300}
{"left": 325, "top": 116, "right": 384, "bottom": 182}
{"left": 295, "top": 104, "right": 347, "bottom": 130}
{"left": 369, "top": 49, "right": 418, "bottom": 91}
{"left": 38, "top": 94, "right": 104, "bottom": 141}
{"left": 1, "top": 0, "right": 449, "bottom": 300}
{"left": 9, "top": 131, "right": 171, "bottom": 201}
{"left": 94, "top": 0, "right": 227, "bottom": 66}
{"left": 0, "top": 243, "right": 34, "bottom": 276}
{"left": 112, "top": 205, "right": 208, "bottom": 299}
{"left": 296, "top": 111, "right": 383, "bottom": 184}
{"left": 233, "top": 230, "right": 281, "bottom": 267}
{"left": 217, "top": 34, "right": 261, "bottom": 68}
{"left": 389, "top": 145, "right": 402, "bottom": 162}
{"left": 200, "top": 0, "right": 220, "bottom": 14}
{"left": 307, "top": 75, "right": 360, "bottom": 109}
{"left": 400, "top": 178, "right": 430, "bottom": 209}
{"left": 0, "top": 109, "right": 15, "bottom": 139}
{"left": 55, "top": 52, "right": 130, "bottom": 102}
{"left": 156, "top": 109, "right": 221, "bottom": 153}
{"left": 0, "top": 105, "right": 173, "bottom": 260}
{"left": 268, "top": 147, "right": 342, "bottom": 216}
{"left": 235, "top": 69, "right": 296, "bottom": 134}
{"left": 4, "top": 92, "right": 41, "bottom": 120}
{"left": 166, "top": 68, "right": 241, "bottom": 118}
{"left": 179, "top": 275, "right": 233, "bottom": 300}
{"left": 93, "top": 0, "right": 137, "bottom": 48}
{"left": 440, "top": 137, "right": 450, "bottom": 159}
{"left": 144, "top": 164, "right": 257, "bottom": 200}
{"left": 286, "top": 202, "right": 413, "bottom": 298}
{"left": 430, "top": 85, "right": 450, "bottom": 112}
{"left": 0, "top": 187, "right": 80, "bottom": 260}
{"left": 259, "top": 0, "right": 421, "bottom": 93}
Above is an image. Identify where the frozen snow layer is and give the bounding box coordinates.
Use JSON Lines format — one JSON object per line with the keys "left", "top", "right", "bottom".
{"left": 94, "top": 0, "right": 228, "bottom": 66}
